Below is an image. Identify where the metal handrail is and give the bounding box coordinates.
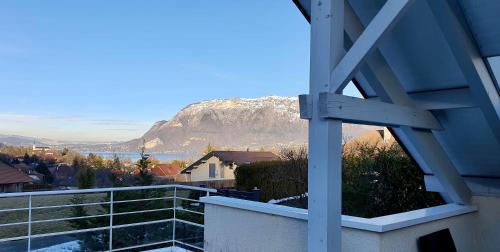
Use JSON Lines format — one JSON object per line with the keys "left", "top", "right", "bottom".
{"left": 176, "top": 207, "right": 204, "bottom": 215}
{"left": 0, "top": 207, "right": 29, "bottom": 213}
{"left": 32, "top": 201, "right": 111, "bottom": 210}
{"left": 176, "top": 196, "right": 203, "bottom": 203}
{"left": 0, "top": 184, "right": 216, "bottom": 198}
{"left": 112, "top": 239, "right": 174, "bottom": 252}
{"left": 176, "top": 218, "right": 205, "bottom": 228}
{"left": 0, "top": 184, "right": 213, "bottom": 251}
{"left": 112, "top": 207, "right": 173, "bottom": 216}
{"left": 113, "top": 196, "right": 173, "bottom": 204}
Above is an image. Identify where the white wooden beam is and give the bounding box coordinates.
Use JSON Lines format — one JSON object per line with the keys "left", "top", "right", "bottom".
{"left": 299, "top": 94, "right": 313, "bottom": 119}
{"left": 486, "top": 57, "right": 500, "bottom": 93}
{"left": 319, "top": 93, "right": 442, "bottom": 129}
{"left": 329, "top": 0, "right": 414, "bottom": 93}
{"left": 308, "top": 0, "right": 343, "bottom": 251}
{"left": 425, "top": 175, "right": 500, "bottom": 197}
{"left": 407, "top": 87, "right": 474, "bottom": 110}
{"left": 341, "top": 2, "right": 471, "bottom": 204}
{"left": 401, "top": 128, "right": 471, "bottom": 204}
{"left": 366, "top": 87, "right": 475, "bottom": 110}
{"left": 359, "top": 62, "right": 472, "bottom": 204}
{"left": 426, "top": 0, "right": 500, "bottom": 144}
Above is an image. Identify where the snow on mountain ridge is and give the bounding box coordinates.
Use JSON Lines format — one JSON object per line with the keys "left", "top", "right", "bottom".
{"left": 110, "top": 96, "right": 373, "bottom": 154}
{"left": 179, "top": 96, "right": 298, "bottom": 113}
{"left": 122, "top": 96, "right": 307, "bottom": 154}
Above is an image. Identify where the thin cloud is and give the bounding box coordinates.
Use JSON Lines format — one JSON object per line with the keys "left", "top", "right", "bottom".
{"left": 0, "top": 112, "right": 146, "bottom": 126}
{"left": 0, "top": 113, "right": 40, "bottom": 122}
{"left": 90, "top": 119, "right": 146, "bottom": 126}
{"left": 105, "top": 128, "right": 142, "bottom": 132}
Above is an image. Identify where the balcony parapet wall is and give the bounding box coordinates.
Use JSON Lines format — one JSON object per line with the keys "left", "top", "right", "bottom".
{"left": 201, "top": 196, "right": 482, "bottom": 252}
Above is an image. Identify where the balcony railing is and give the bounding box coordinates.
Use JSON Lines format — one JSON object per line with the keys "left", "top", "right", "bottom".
{"left": 0, "top": 184, "right": 216, "bottom": 252}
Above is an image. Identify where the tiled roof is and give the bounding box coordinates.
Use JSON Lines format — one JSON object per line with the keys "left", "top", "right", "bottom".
{"left": 0, "top": 162, "right": 32, "bottom": 184}
{"left": 212, "top": 151, "right": 280, "bottom": 165}
{"left": 151, "top": 164, "right": 181, "bottom": 177}
{"left": 182, "top": 151, "right": 280, "bottom": 173}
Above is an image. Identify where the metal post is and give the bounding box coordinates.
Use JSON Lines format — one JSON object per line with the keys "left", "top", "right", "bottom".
{"left": 173, "top": 187, "right": 176, "bottom": 247}
{"left": 109, "top": 191, "right": 113, "bottom": 252}
{"left": 28, "top": 195, "right": 32, "bottom": 251}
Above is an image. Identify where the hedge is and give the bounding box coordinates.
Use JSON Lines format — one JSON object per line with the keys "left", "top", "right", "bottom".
{"left": 234, "top": 160, "right": 307, "bottom": 204}
{"left": 234, "top": 142, "right": 444, "bottom": 218}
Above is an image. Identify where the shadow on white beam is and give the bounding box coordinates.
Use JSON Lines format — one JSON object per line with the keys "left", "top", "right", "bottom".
{"left": 366, "top": 87, "right": 475, "bottom": 110}
{"left": 315, "top": 93, "right": 442, "bottom": 130}
{"left": 425, "top": 175, "right": 500, "bottom": 197}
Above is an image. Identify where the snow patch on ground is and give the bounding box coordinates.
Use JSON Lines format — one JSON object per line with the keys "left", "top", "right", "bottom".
{"left": 144, "top": 246, "right": 190, "bottom": 252}
{"left": 32, "top": 240, "right": 190, "bottom": 252}
{"left": 268, "top": 193, "right": 308, "bottom": 204}
{"left": 32, "top": 241, "right": 80, "bottom": 252}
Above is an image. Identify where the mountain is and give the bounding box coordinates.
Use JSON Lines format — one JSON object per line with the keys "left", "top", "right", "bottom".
{"left": 0, "top": 134, "right": 50, "bottom": 147}
{"left": 0, "top": 96, "right": 373, "bottom": 155}
{"left": 0, "top": 134, "right": 115, "bottom": 150}
{"left": 119, "top": 96, "right": 372, "bottom": 155}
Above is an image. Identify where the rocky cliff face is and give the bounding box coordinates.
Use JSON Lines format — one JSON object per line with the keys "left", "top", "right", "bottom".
{"left": 0, "top": 96, "right": 372, "bottom": 154}
{"left": 122, "top": 96, "right": 370, "bottom": 154}
{"left": 123, "top": 96, "right": 306, "bottom": 154}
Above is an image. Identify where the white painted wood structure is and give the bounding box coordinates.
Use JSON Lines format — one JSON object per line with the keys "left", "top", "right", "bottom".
{"left": 293, "top": 0, "right": 500, "bottom": 251}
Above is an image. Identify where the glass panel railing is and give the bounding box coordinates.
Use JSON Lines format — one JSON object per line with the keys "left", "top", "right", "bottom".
{"left": 111, "top": 220, "right": 174, "bottom": 251}
{"left": 30, "top": 230, "right": 109, "bottom": 251}
{"left": 175, "top": 220, "right": 204, "bottom": 251}
{"left": 0, "top": 238, "right": 27, "bottom": 252}
{"left": 0, "top": 184, "right": 216, "bottom": 251}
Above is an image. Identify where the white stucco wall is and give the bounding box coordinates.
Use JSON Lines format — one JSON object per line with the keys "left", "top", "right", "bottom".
{"left": 189, "top": 156, "right": 235, "bottom": 182}
{"left": 377, "top": 212, "right": 477, "bottom": 252}
{"left": 203, "top": 202, "right": 382, "bottom": 252}
{"left": 472, "top": 195, "right": 500, "bottom": 251}
{"left": 377, "top": 196, "right": 500, "bottom": 252}
{"left": 201, "top": 196, "right": 500, "bottom": 252}
{"left": 204, "top": 204, "right": 308, "bottom": 252}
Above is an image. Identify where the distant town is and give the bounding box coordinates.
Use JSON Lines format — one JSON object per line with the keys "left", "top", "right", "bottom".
{"left": 0, "top": 141, "right": 283, "bottom": 193}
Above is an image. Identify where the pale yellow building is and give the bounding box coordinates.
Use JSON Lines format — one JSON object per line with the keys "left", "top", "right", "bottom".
{"left": 181, "top": 151, "right": 280, "bottom": 182}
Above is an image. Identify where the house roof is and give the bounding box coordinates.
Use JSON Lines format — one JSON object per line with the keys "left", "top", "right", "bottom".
{"left": 346, "top": 129, "right": 395, "bottom": 147}
{"left": 0, "top": 162, "right": 32, "bottom": 184}
{"left": 181, "top": 151, "right": 280, "bottom": 174}
{"left": 151, "top": 164, "right": 181, "bottom": 177}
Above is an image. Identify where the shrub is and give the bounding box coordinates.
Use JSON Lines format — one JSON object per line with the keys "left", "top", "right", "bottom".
{"left": 342, "top": 142, "right": 443, "bottom": 217}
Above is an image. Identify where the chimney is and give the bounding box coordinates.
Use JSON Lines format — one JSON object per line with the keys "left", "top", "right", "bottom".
{"left": 383, "top": 128, "right": 392, "bottom": 143}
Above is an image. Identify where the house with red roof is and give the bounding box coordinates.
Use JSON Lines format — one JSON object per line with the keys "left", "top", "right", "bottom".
{"left": 0, "top": 162, "right": 32, "bottom": 193}
{"left": 150, "top": 163, "right": 182, "bottom": 180}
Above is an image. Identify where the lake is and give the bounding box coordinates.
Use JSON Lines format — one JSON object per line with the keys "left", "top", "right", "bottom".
{"left": 80, "top": 151, "right": 192, "bottom": 162}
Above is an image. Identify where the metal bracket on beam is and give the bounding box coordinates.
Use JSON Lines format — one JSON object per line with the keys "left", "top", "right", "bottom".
{"left": 319, "top": 93, "right": 443, "bottom": 130}
{"left": 299, "top": 94, "right": 313, "bottom": 119}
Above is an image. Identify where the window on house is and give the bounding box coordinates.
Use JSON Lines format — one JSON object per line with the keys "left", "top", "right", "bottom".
{"left": 209, "top": 163, "right": 216, "bottom": 178}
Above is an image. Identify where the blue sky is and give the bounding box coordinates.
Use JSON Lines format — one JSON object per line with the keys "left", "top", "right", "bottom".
{"left": 0, "top": 1, "right": 358, "bottom": 142}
